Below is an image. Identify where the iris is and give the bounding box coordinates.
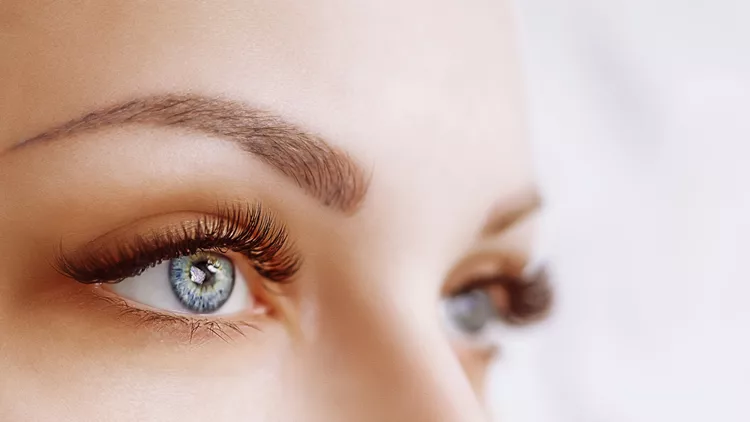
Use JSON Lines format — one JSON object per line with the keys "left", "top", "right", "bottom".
{"left": 169, "top": 252, "right": 235, "bottom": 313}
{"left": 445, "top": 289, "right": 497, "bottom": 335}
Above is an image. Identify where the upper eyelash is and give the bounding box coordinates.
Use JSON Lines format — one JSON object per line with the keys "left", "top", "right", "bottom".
{"left": 455, "top": 264, "right": 553, "bottom": 325}
{"left": 54, "top": 202, "right": 301, "bottom": 284}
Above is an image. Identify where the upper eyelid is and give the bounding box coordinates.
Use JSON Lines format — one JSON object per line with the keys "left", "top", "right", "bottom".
{"left": 56, "top": 203, "right": 282, "bottom": 256}
{"left": 444, "top": 249, "right": 528, "bottom": 289}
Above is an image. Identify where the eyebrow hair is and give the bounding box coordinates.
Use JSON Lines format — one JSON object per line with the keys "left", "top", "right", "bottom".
{"left": 10, "top": 94, "right": 369, "bottom": 213}
{"left": 482, "top": 189, "right": 542, "bottom": 237}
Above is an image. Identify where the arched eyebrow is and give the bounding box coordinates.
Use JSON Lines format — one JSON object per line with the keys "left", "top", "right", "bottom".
{"left": 9, "top": 94, "right": 369, "bottom": 214}
{"left": 482, "top": 189, "right": 542, "bottom": 237}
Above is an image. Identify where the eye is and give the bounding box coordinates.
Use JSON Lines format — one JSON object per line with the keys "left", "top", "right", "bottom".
{"left": 444, "top": 288, "right": 501, "bottom": 336}
{"left": 441, "top": 266, "right": 552, "bottom": 348}
{"left": 108, "top": 251, "right": 251, "bottom": 316}
{"left": 441, "top": 282, "right": 509, "bottom": 347}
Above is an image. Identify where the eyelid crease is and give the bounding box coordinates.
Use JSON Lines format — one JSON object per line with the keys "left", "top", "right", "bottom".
{"left": 53, "top": 202, "right": 301, "bottom": 285}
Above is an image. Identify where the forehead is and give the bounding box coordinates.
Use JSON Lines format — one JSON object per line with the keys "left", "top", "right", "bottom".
{"left": 0, "top": 0, "right": 532, "bottom": 233}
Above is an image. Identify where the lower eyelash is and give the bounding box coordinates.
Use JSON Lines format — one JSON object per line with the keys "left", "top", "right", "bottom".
{"left": 90, "top": 292, "right": 261, "bottom": 344}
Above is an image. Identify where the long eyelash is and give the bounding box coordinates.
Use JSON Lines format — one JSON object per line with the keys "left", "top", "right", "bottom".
{"left": 55, "top": 202, "right": 301, "bottom": 284}
{"left": 503, "top": 265, "right": 553, "bottom": 325}
{"left": 458, "top": 264, "right": 553, "bottom": 326}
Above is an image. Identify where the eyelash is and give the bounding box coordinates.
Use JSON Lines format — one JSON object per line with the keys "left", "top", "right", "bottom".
{"left": 454, "top": 264, "right": 552, "bottom": 325}
{"left": 89, "top": 293, "right": 259, "bottom": 343}
{"left": 54, "top": 202, "right": 301, "bottom": 285}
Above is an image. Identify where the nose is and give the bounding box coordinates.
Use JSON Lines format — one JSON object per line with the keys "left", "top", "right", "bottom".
{"left": 294, "top": 280, "right": 490, "bottom": 422}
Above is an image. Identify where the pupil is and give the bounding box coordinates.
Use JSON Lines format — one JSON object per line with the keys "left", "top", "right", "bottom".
{"left": 190, "top": 260, "right": 215, "bottom": 286}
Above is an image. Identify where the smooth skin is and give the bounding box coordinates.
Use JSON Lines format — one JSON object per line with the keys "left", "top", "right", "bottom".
{"left": 0, "top": 1, "right": 537, "bottom": 421}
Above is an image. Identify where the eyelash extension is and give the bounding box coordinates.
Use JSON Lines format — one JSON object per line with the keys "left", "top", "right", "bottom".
{"left": 55, "top": 202, "right": 301, "bottom": 285}
{"left": 457, "top": 264, "right": 553, "bottom": 326}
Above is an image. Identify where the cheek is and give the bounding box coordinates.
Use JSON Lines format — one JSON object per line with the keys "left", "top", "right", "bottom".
{"left": 0, "top": 308, "right": 293, "bottom": 421}
{"left": 455, "top": 346, "right": 495, "bottom": 399}
{"left": 3, "top": 363, "right": 288, "bottom": 421}
{"left": 0, "top": 278, "right": 292, "bottom": 416}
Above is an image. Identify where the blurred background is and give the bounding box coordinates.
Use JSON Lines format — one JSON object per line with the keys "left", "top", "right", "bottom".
{"left": 488, "top": 1, "right": 750, "bottom": 420}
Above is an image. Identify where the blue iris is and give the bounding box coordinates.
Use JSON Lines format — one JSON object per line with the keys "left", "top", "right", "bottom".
{"left": 445, "top": 289, "right": 496, "bottom": 334}
{"left": 169, "top": 252, "right": 235, "bottom": 313}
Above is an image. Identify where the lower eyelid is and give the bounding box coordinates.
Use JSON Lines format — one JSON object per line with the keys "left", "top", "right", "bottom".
{"left": 87, "top": 284, "right": 263, "bottom": 344}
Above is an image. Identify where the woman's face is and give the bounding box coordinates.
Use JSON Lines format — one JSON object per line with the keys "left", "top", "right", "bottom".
{"left": 0, "top": 1, "right": 548, "bottom": 421}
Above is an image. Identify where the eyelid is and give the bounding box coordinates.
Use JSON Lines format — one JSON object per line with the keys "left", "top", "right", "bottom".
{"left": 85, "top": 287, "right": 262, "bottom": 344}
{"left": 442, "top": 249, "right": 527, "bottom": 295}
{"left": 53, "top": 202, "right": 301, "bottom": 285}
{"left": 456, "top": 266, "right": 552, "bottom": 326}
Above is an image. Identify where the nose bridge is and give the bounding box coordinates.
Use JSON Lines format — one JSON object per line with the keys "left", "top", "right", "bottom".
{"left": 365, "top": 314, "right": 487, "bottom": 422}
{"left": 305, "top": 269, "right": 488, "bottom": 422}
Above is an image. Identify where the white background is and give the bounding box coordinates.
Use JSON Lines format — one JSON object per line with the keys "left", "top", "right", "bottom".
{"left": 488, "top": 1, "right": 750, "bottom": 420}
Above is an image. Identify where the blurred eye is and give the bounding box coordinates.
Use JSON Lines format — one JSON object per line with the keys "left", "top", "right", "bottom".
{"left": 444, "top": 288, "right": 501, "bottom": 336}
{"left": 108, "top": 252, "right": 251, "bottom": 316}
{"left": 442, "top": 281, "right": 509, "bottom": 347}
{"left": 442, "top": 265, "right": 552, "bottom": 347}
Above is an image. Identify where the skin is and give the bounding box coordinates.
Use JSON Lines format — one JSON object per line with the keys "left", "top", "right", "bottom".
{"left": 0, "top": 1, "right": 540, "bottom": 421}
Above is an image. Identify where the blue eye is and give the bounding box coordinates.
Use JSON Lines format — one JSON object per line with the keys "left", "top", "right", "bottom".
{"left": 442, "top": 266, "right": 553, "bottom": 347}
{"left": 169, "top": 252, "right": 235, "bottom": 314}
{"left": 108, "top": 252, "right": 251, "bottom": 316}
{"left": 444, "top": 289, "right": 498, "bottom": 335}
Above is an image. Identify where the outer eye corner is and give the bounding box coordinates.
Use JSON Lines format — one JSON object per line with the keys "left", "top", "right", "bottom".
{"left": 504, "top": 264, "right": 554, "bottom": 326}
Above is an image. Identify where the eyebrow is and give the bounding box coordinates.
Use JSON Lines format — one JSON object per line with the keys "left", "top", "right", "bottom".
{"left": 10, "top": 94, "right": 369, "bottom": 213}
{"left": 482, "top": 189, "right": 542, "bottom": 237}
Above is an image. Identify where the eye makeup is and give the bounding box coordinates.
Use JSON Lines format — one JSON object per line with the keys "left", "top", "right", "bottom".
{"left": 449, "top": 262, "right": 552, "bottom": 327}
{"left": 442, "top": 250, "right": 553, "bottom": 349}
{"left": 48, "top": 202, "right": 297, "bottom": 343}
{"left": 54, "top": 202, "right": 301, "bottom": 285}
